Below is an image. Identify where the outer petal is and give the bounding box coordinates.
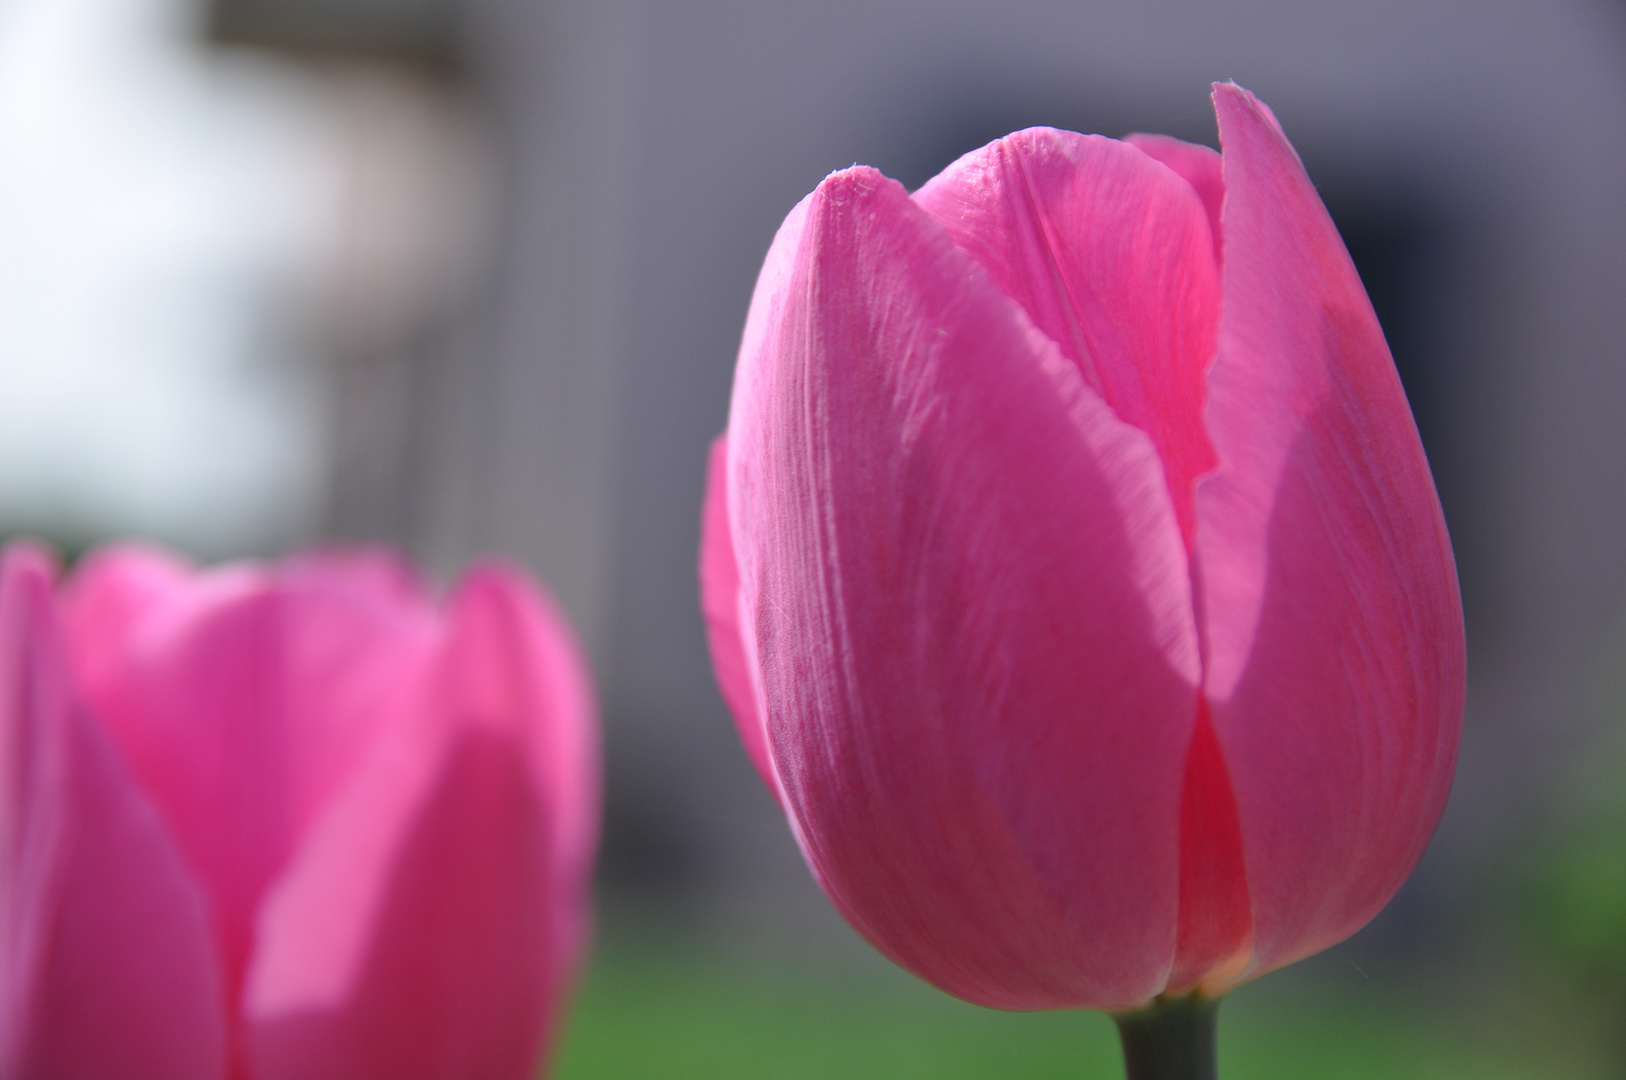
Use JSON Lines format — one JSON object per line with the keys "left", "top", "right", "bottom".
{"left": 245, "top": 562, "right": 597, "bottom": 1080}
{"left": 912, "top": 129, "right": 1220, "bottom": 547}
{"left": 0, "top": 544, "right": 224, "bottom": 1080}
{"left": 57, "top": 550, "right": 439, "bottom": 1031}
{"left": 699, "top": 434, "right": 778, "bottom": 799}
{"left": 1196, "top": 84, "right": 1464, "bottom": 977}
{"left": 729, "top": 167, "right": 1200, "bottom": 1009}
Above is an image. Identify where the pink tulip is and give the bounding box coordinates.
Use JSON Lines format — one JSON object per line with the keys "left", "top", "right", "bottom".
{"left": 701, "top": 82, "right": 1463, "bottom": 1011}
{"left": 1, "top": 540, "right": 598, "bottom": 1079}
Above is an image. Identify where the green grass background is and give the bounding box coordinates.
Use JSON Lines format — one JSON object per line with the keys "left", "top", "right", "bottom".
{"left": 551, "top": 931, "right": 1612, "bottom": 1080}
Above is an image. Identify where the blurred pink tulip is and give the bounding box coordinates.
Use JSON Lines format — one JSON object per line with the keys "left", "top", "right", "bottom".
{"left": 1, "top": 541, "right": 598, "bottom": 1079}
{"left": 702, "top": 82, "right": 1464, "bottom": 1010}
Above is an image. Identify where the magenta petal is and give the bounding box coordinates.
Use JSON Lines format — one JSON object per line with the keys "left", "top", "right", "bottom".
{"left": 438, "top": 562, "right": 599, "bottom": 939}
{"left": 912, "top": 129, "right": 1221, "bottom": 545}
{"left": 1123, "top": 133, "right": 1225, "bottom": 269}
{"left": 1197, "top": 84, "right": 1465, "bottom": 977}
{"left": 1, "top": 545, "right": 224, "bottom": 1080}
{"left": 699, "top": 434, "right": 778, "bottom": 799}
{"left": 58, "top": 552, "right": 439, "bottom": 1019}
{"left": 729, "top": 167, "right": 1202, "bottom": 1009}
{"left": 57, "top": 544, "right": 194, "bottom": 697}
{"left": 245, "top": 563, "right": 596, "bottom": 1080}
{"left": 273, "top": 547, "right": 435, "bottom": 616}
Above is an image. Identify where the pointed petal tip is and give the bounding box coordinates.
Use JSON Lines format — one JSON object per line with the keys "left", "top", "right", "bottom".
{"left": 1211, "top": 82, "right": 1293, "bottom": 153}
{"left": 821, "top": 163, "right": 886, "bottom": 185}
{"left": 1211, "top": 81, "right": 1272, "bottom": 123}
{"left": 443, "top": 557, "right": 594, "bottom": 713}
{"left": 445, "top": 559, "right": 577, "bottom": 649}
{"left": 811, "top": 165, "right": 904, "bottom": 211}
{"left": 451, "top": 556, "right": 534, "bottom": 611}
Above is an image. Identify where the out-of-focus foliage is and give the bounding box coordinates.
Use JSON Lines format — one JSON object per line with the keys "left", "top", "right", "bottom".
{"left": 1522, "top": 627, "right": 1626, "bottom": 979}
{"left": 1528, "top": 821, "right": 1626, "bottom": 988}
{"left": 1517, "top": 630, "right": 1626, "bottom": 1075}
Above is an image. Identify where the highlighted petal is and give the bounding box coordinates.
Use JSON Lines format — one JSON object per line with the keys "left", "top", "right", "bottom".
{"left": 1, "top": 546, "right": 223, "bottom": 1080}
{"left": 1197, "top": 83, "right": 1464, "bottom": 976}
{"left": 729, "top": 166, "right": 1200, "bottom": 1008}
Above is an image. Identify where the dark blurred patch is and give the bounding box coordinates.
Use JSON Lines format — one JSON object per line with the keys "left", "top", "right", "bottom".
{"left": 0, "top": 533, "right": 97, "bottom": 572}
{"left": 1318, "top": 189, "right": 1453, "bottom": 484}
{"left": 597, "top": 758, "right": 707, "bottom": 917}
{"left": 886, "top": 89, "right": 1218, "bottom": 192}
{"left": 207, "top": 0, "right": 462, "bottom": 72}
{"left": 1605, "top": 0, "right": 1626, "bottom": 43}
{"left": 1314, "top": 184, "right": 1481, "bottom": 603}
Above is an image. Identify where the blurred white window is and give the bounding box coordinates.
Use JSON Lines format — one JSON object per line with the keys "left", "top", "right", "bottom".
{"left": 0, "top": 0, "right": 339, "bottom": 554}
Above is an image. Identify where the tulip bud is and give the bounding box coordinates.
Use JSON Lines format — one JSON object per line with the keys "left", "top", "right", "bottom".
{"left": 1, "top": 542, "right": 598, "bottom": 1080}
{"left": 701, "top": 83, "right": 1463, "bottom": 1014}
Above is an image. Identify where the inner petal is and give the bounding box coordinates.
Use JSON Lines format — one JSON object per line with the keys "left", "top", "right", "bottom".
{"left": 912, "top": 128, "right": 1221, "bottom": 549}
{"left": 60, "top": 555, "right": 438, "bottom": 1035}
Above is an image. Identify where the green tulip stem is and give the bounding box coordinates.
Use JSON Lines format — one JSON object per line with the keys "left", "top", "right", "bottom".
{"left": 1112, "top": 993, "right": 1222, "bottom": 1080}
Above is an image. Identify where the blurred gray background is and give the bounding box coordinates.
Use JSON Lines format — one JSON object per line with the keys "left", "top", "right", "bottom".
{"left": 4, "top": 0, "right": 1626, "bottom": 1062}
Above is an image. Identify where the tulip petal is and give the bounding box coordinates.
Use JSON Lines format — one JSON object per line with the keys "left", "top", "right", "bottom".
{"left": 57, "top": 551, "right": 439, "bottom": 1024}
{"left": 246, "top": 563, "right": 596, "bottom": 1080}
{"left": 729, "top": 166, "right": 1201, "bottom": 1008}
{"left": 442, "top": 563, "right": 599, "bottom": 941}
{"left": 699, "top": 434, "right": 779, "bottom": 799}
{"left": 1167, "top": 700, "right": 1252, "bottom": 993}
{"left": 912, "top": 128, "right": 1221, "bottom": 547}
{"left": 1123, "top": 133, "right": 1225, "bottom": 269}
{"left": 1197, "top": 83, "right": 1464, "bottom": 977}
{"left": 56, "top": 544, "right": 194, "bottom": 698}
{"left": 1, "top": 545, "right": 224, "bottom": 1080}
